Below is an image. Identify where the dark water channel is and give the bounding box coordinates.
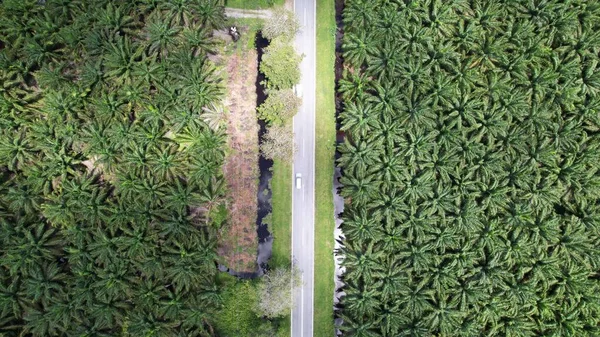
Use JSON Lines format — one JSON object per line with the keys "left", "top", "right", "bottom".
{"left": 255, "top": 32, "right": 274, "bottom": 276}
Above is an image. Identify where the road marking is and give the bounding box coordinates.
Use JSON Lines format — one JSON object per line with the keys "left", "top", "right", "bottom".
{"left": 303, "top": 138, "right": 305, "bottom": 157}
{"left": 291, "top": 101, "right": 296, "bottom": 336}
{"left": 311, "top": 0, "right": 317, "bottom": 335}
{"left": 301, "top": 274, "right": 304, "bottom": 337}
{"left": 304, "top": 8, "right": 307, "bottom": 25}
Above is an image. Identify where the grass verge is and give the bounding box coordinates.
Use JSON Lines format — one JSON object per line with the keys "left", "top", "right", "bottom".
{"left": 314, "top": 0, "right": 337, "bottom": 335}
{"left": 225, "top": 0, "right": 284, "bottom": 10}
{"left": 270, "top": 159, "right": 292, "bottom": 268}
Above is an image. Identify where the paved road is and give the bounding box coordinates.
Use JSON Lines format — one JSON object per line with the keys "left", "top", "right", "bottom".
{"left": 291, "top": 0, "right": 316, "bottom": 336}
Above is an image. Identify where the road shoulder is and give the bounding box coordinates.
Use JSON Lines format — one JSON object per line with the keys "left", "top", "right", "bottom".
{"left": 314, "top": 0, "right": 337, "bottom": 335}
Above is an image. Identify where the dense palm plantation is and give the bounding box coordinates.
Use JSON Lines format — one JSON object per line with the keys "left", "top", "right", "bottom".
{"left": 339, "top": 0, "right": 600, "bottom": 336}
{"left": 0, "top": 0, "right": 228, "bottom": 335}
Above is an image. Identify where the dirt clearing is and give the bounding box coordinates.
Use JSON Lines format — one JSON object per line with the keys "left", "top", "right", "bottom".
{"left": 217, "top": 33, "right": 260, "bottom": 273}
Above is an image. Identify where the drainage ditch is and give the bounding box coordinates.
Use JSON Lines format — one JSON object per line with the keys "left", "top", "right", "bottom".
{"left": 255, "top": 31, "right": 274, "bottom": 276}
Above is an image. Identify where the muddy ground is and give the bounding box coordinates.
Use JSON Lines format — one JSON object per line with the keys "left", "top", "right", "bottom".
{"left": 217, "top": 29, "right": 260, "bottom": 273}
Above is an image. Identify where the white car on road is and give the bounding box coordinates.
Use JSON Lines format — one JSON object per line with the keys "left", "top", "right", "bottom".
{"left": 294, "top": 84, "right": 303, "bottom": 98}
{"left": 295, "top": 173, "right": 302, "bottom": 189}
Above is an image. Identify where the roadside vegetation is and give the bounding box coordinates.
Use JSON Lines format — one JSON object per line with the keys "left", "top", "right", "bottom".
{"left": 215, "top": 272, "right": 295, "bottom": 337}
{"left": 258, "top": 8, "right": 301, "bottom": 163}
{"left": 254, "top": 9, "right": 301, "bottom": 335}
{"left": 314, "top": 0, "right": 337, "bottom": 335}
{"left": 270, "top": 160, "right": 292, "bottom": 268}
{"left": 0, "top": 0, "right": 229, "bottom": 336}
{"left": 339, "top": 1, "right": 600, "bottom": 336}
{"left": 224, "top": 0, "right": 284, "bottom": 10}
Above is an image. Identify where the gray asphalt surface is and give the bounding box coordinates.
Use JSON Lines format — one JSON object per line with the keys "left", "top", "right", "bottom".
{"left": 291, "top": 0, "right": 316, "bottom": 336}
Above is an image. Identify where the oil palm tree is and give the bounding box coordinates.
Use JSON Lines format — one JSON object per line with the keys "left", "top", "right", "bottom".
{"left": 338, "top": 137, "right": 384, "bottom": 175}
{"left": 0, "top": 1, "right": 39, "bottom": 47}
{"left": 160, "top": 212, "right": 199, "bottom": 246}
{"left": 397, "top": 279, "right": 434, "bottom": 318}
{"left": 145, "top": 12, "right": 181, "bottom": 59}
{"left": 3, "top": 178, "right": 42, "bottom": 215}
{"left": 367, "top": 80, "right": 403, "bottom": 121}
{"left": 196, "top": 0, "right": 225, "bottom": 30}
{"left": 340, "top": 101, "right": 379, "bottom": 140}
{"left": 128, "top": 309, "right": 177, "bottom": 337}
{"left": 96, "top": 3, "right": 139, "bottom": 37}
{"left": 114, "top": 221, "right": 157, "bottom": 261}
{"left": 174, "top": 120, "right": 225, "bottom": 163}
{"left": 2, "top": 221, "right": 63, "bottom": 276}
{"left": 344, "top": 281, "right": 381, "bottom": 319}
{"left": 158, "top": 288, "right": 185, "bottom": 320}
{"left": 24, "top": 262, "right": 65, "bottom": 307}
{"left": 339, "top": 71, "right": 372, "bottom": 101}
{"left": 343, "top": 30, "right": 378, "bottom": 68}
{"left": 0, "top": 270, "right": 27, "bottom": 320}
{"left": 182, "top": 24, "right": 217, "bottom": 56}
{"left": 342, "top": 0, "right": 377, "bottom": 34}
{"left": 135, "top": 278, "right": 164, "bottom": 311}
{"left": 132, "top": 54, "right": 166, "bottom": 88}
{"left": 341, "top": 241, "right": 385, "bottom": 285}
{"left": 89, "top": 296, "right": 130, "bottom": 332}
{"left": 400, "top": 89, "right": 436, "bottom": 130}
{"left": 339, "top": 171, "right": 381, "bottom": 207}
{"left": 0, "top": 129, "right": 37, "bottom": 171}
{"left": 160, "top": 0, "right": 196, "bottom": 27}
{"left": 374, "top": 258, "right": 406, "bottom": 302}
{"left": 201, "top": 102, "right": 227, "bottom": 132}
{"left": 366, "top": 42, "right": 403, "bottom": 82}
{"left": 341, "top": 208, "right": 383, "bottom": 242}
{"left": 422, "top": 294, "right": 463, "bottom": 335}
{"left": 23, "top": 39, "right": 63, "bottom": 70}
{"left": 88, "top": 229, "right": 119, "bottom": 267}
{"left": 150, "top": 143, "right": 182, "bottom": 183}
{"left": 103, "top": 36, "right": 144, "bottom": 86}
{"left": 176, "top": 58, "right": 222, "bottom": 111}
{"left": 163, "top": 241, "right": 213, "bottom": 293}
{"left": 22, "top": 306, "right": 64, "bottom": 337}
{"left": 377, "top": 222, "right": 406, "bottom": 252}
{"left": 180, "top": 305, "right": 213, "bottom": 336}
{"left": 163, "top": 178, "right": 202, "bottom": 213}
{"left": 198, "top": 176, "right": 225, "bottom": 223}
{"left": 338, "top": 313, "right": 382, "bottom": 337}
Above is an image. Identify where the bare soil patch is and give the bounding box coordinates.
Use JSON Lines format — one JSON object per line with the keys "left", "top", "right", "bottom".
{"left": 218, "top": 42, "right": 260, "bottom": 273}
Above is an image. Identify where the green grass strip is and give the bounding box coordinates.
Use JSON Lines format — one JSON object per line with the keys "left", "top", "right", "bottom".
{"left": 314, "top": 0, "right": 337, "bottom": 335}
{"left": 224, "top": 0, "right": 284, "bottom": 10}
{"left": 270, "top": 159, "right": 292, "bottom": 336}
{"left": 270, "top": 159, "right": 292, "bottom": 268}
